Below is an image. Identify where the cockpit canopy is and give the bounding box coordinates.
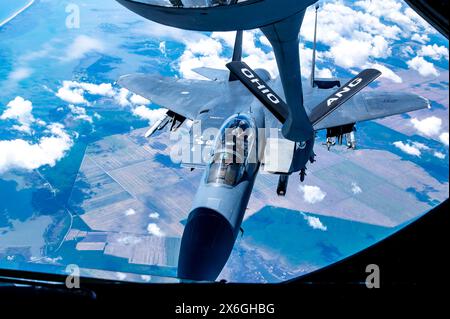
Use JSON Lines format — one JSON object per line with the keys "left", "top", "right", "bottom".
{"left": 206, "top": 114, "right": 257, "bottom": 186}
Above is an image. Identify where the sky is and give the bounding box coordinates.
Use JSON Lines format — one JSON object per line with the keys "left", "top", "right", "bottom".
{"left": 0, "top": 0, "right": 448, "bottom": 182}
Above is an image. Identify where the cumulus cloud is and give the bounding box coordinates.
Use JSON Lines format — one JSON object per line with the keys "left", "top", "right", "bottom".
{"left": 300, "top": 1, "right": 404, "bottom": 73}
{"left": 56, "top": 81, "right": 87, "bottom": 104}
{"left": 68, "top": 104, "right": 93, "bottom": 123}
{"left": 56, "top": 81, "right": 117, "bottom": 105}
{"left": 78, "top": 82, "right": 115, "bottom": 97}
{"left": 149, "top": 212, "right": 160, "bottom": 219}
{"left": 176, "top": 30, "right": 278, "bottom": 80}
{"left": 434, "top": 151, "right": 446, "bottom": 159}
{"left": 302, "top": 213, "right": 327, "bottom": 231}
{"left": 407, "top": 56, "right": 439, "bottom": 77}
{"left": 411, "top": 33, "right": 430, "bottom": 44}
{"left": 366, "top": 63, "right": 402, "bottom": 83}
{"left": 159, "top": 41, "right": 166, "bottom": 55}
{"left": 298, "top": 185, "right": 327, "bottom": 204}
{"left": 115, "top": 88, "right": 131, "bottom": 107}
{"left": 0, "top": 123, "right": 73, "bottom": 173}
{"left": 411, "top": 141, "right": 430, "bottom": 151}
{"left": 401, "top": 45, "right": 415, "bottom": 58}
{"left": 169, "top": 0, "right": 430, "bottom": 84}
{"left": 1, "top": 97, "right": 35, "bottom": 133}
{"left": 393, "top": 141, "right": 422, "bottom": 157}
{"left": 298, "top": 1, "right": 438, "bottom": 78}
{"left": 130, "top": 94, "right": 150, "bottom": 105}
{"left": 410, "top": 116, "right": 442, "bottom": 137}
{"left": 439, "top": 132, "right": 449, "bottom": 146}
{"left": 125, "top": 208, "right": 136, "bottom": 216}
{"left": 63, "top": 35, "right": 105, "bottom": 61}
{"left": 351, "top": 182, "right": 362, "bottom": 194}
{"left": 419, "top": 44, "right": 449, "bottom": 61}
{"left": 147, "top": 223, "right": 165, "bottom": 237}
{"left": 132, "top": 106, "right": 167, "bottom": 125}
{"left": 178, "top": 46, "right": 229, "bottom": 80}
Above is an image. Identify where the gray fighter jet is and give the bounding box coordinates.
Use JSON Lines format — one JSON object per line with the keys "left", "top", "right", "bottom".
{"left": 116, "top": 0, "right": 430, "bottom": 281}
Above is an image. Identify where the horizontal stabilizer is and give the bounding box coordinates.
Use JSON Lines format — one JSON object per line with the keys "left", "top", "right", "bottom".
{"left": 226, "top": 61, "right": 289, "bottom": 123}
{"left": 309, "top": 69, "right": 381, "bottom": 126}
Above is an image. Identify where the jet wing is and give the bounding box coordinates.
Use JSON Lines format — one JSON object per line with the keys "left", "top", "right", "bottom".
{"left": 118, "top": 73, "right": 225, "bottom": 120}
{"left": 192, "top": 67, "right": 230, "bottom": 81}
{"left": 311, "top": 91, "right": 430, "bottom": 131}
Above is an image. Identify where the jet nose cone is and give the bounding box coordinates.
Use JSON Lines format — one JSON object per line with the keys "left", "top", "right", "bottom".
{"left": 178, "top": 208, "right": 235, "bottom": 282}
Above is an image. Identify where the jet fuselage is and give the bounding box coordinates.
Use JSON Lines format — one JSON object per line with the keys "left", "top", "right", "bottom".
{"left": 178, "top": 108, "right": 264, "bottom": 281}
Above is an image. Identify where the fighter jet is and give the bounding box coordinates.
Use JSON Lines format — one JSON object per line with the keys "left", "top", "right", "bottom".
{"left": 116, "top": 0, "right": 430, "bottom": 281}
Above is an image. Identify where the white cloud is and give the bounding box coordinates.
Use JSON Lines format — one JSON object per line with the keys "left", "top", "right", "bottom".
{"left": 178, "top": 49, "right": 229, "bottom": 80}
{"left": 259, "top": 35, "right": 271, "bottom": 47}
{"left": 407, "top": 56, "right": 439, "bottom": 77}
{"left": 130, "top": 94, "right": 150, "bottom": 105}
{"left": 63, "top": 35, "right": 105, "bottom": 61}
{"left": 351, "top": 182, "right": 362, "bottom": 194}
{"left": 366, "top": 63, "right": 402, "bottom": 83}
{"left": 327, "top": 38, "right": 371, "bottom": 69}
{"left": 1, "top": 97, "right": 35, "bottom": 134}
{"left": 125, "top": 208, "right": 136, "bottom": 216}
{"left": 393, "top": 141, "right": 421, "bottom": 157}
{"left": 115, "top": 88, "right": 131, "bottom": 107}
{"left": 159, "top": 41, "right": 166, "bottom": 55}
{"left": 68, "top": 104, "right": 93, "bottom": 123}
{"left": 412, "top": 141, "right": 430, "bottom": 150}
{"left": 300, "top": 1, "right": 404, "bottom": 72}
{"left": 187, "top": 37, "right": 223, "bottom": 57}
{"left": 78, "top": 82, "right": 115, "bottom": 97}
{"left": 410, "top": 116, "right": 442, "bottom": 137}
{"left": 141, "top": 275, "right": 152, "bottom": 282}
{"left": 401, "top": 45, "right": 415, "bottom": 57}
{"left": 178, "top": 30, "right": 278, "bottom": 80}
{"left": 0, "top": 123, "right": 73, "bottom": 173}
{"left": 149, "top": 212, "right": 160, "bottom": 219}
{"left": 147, "top": 223, "right": 165, "bottom": 237}
{"left": 56, "top": 81, "right": 87, "bottom": 104}
{"left": 132, "top": 106, "right": 167, "bottom": 125}
{"left": 298, "top": 185, "right": 326, "bottom": 204}
{"left": 411, "top": 33, "right": 430, "bottom": 44}
{"left": 8, "top": 67, "right": 32, "bottom": 81}
{"left": 439, "top": 132, "right": 449, "bottom": 146}
{"left": 434, "top": 151, "right": 446, "bottom": 159}
{"left": 302, "top": 213, "right": 327, "bottom": 231}
{"left": 56, "top": 81, "right": 117, "bottom": 105}
{"left": 404, "top": 7, "right": 438, "bottom": 33}
{"left": 419, "top": 44, "right": 449, "bottom": 61}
